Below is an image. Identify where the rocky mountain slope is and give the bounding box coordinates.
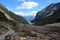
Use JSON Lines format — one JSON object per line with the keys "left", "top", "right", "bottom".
{"left": 32, "top": 2, "right": 60, "bottom": 25}
{"left": 0, "top": 3, "right": 28, "bottom": 24}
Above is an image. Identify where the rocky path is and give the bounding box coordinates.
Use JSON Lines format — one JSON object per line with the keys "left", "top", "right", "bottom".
{"left": 0, "top": 26, "right": 15, "bottom": 40}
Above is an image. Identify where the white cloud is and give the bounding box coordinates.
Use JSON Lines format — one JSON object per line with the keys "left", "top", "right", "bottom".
{"left": 6, "top": 7, "right": 11, "bottom": 10}
{"left": 6, "top": 7, "right": 13, "bottom": 11}
{"left": 16, "top": 1, "right": 39, "bottom": 9}
{"left": 30, "top": 11, "right": 38, "bottom": 16}
{"left": 14, "top": 11, "right": 38, "bottom": 16}
{"left": 14, "top": 12, "right": 25, "bottom": 16}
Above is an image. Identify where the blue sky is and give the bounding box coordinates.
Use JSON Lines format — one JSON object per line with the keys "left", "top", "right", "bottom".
{"left": 0, "top": 0, "right": 60, "bottom": 16}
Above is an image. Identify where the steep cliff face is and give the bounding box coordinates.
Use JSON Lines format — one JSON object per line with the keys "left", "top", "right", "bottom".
{"left": 0, "top": 3, "right": 28, "bottom": 24}
{"left": 32, "top": 2, "right": 60, "bottom": 25}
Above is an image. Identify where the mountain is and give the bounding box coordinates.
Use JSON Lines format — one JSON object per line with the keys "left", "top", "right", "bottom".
{"left": 24, "top": 16, "right": 35, "bottom": 21}
{"left": 0, "top": 3, "right": 28, "bottom": 24}
{"left": 32, "top": 2, "right": 60, "bottom": 26}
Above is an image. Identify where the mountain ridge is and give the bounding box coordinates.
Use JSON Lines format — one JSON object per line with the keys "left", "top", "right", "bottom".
{"left": 32, "top": 2, "right": 60, "bottom": 26}
{"left": 0, "top": 3, "right": 28, "bottom": 24}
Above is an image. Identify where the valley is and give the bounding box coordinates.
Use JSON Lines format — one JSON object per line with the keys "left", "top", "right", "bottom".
{"left": 0, "top": 2, "right": 60, "bottom": 40}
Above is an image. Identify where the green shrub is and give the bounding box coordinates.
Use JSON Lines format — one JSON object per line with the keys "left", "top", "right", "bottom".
{"left": 12, "top": 26, "right": 18, "bottom": 31}
{"left": 5, "top": 34, "right": 11, "bottom": 40}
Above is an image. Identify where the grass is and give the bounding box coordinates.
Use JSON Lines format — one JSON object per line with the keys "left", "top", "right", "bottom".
{"left": 45, "top": 26, "right": 60, "bottom": 32}
{"left": 12, "top": 26, "right": 18, "bottom": 31}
